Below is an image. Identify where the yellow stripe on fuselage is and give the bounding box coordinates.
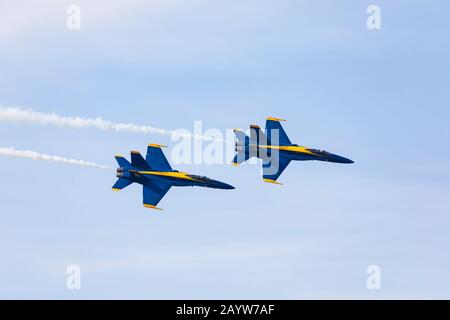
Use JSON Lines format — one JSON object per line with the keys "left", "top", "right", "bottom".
{"left": 138, "top": 171, "right": 199, "bottom": 182}
{"left": 258, "top": 145, "right": 318, "bottom": 156}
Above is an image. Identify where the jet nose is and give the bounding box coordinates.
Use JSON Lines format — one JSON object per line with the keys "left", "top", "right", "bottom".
{"left": 339, "top": 156, "right": 354, "bottom": 164}
{"left": 333, "top": 155, "right": 354, "bottom": 164}
{"left": 222, "top": 182, "right": 236, "bottom": 190}
{"left": 215, "top": 181, "right": 235, "bottom": 190}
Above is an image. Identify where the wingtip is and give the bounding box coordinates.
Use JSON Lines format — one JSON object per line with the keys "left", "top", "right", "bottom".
{"left": 144, "top": 204, "right": 164, "bottom": 211}
{"left": 263, "top": 179, "right": 283, "bottom": 185}
{"left": 250, "top": 124, "right": 261, "bottom": 129}
{"left": 267, "top": 117, "right": 287, "bottom": 122}
{"left": 231, "top": 162, "right": 240, "bottom": 167}
{"left": 115, "top": 154, "right": 124, "bottom": 158}
{"left": 112, "top": 188, "right": 121, "bottom": 192}
{"left": 148, "top": 143, "right": 167, "bottom": 148}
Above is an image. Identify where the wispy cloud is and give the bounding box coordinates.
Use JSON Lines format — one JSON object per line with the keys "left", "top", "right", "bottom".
{"left": 0, "top": 146, "right": 110, "bottom": 169}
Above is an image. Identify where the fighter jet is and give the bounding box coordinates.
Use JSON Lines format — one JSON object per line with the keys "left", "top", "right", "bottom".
{"left": 232, "top": 117, "right": 354, "bottom": 184}
{"left": 113, "top": 144, "right": 234, "bottom": 210}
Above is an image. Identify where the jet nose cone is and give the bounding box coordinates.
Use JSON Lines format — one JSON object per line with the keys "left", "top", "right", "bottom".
{"left": 222, "top": 183, "right": 236, "bottom": 190}
{"left": 332, "top": 154, "right": 354, "bottom": 164}
{"left": 342, "top": 158, "right": 355, "bottom": 164}
{"left": 215, "top": 181, "right": 235, "bottom": 190}
{"left": 341, "top": 157, "right": 354, "bottom": 164}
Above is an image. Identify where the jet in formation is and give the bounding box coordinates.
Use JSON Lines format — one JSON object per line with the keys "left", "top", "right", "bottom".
{"left": 232, "top": 117, "right": 354, "bottom": 184}
{"left": 113, "top": 144, "right": 234, "bottom": 210}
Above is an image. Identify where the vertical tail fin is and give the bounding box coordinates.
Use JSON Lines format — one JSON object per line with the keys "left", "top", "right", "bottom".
{"left": 146, "top": 144, "right": 172, "bottom": 171}
{"left": 250, "top": 124, "right": 271, "bottom": 146}
{"left": 249, "top": 124, "right": 272, "bottom": 160}
{"left": 130, "top": 151, "right": 151, "bottom": 169}
{"left": 265, "top": 117, "right": 292, "bottom": 146}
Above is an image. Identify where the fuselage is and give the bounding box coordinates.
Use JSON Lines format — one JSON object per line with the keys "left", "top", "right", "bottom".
{"left": 117, "top": 167, "right": 235, "bottom": 189}
{"left": 249, "top": 144, "right": 354, "bottom": 164}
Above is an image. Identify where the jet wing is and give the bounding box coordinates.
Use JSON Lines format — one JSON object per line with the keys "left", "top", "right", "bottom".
{"left": 265, "top": 117, "right": 292, "bottom": 146}
{"left": 146, "top": 144, "right": 172, "bottom": 171}
{"left": 262, "top": 156, "right": 291, "bottom": 184}
{"left": 142, "top": 180, "right": 172, "bottom": 210}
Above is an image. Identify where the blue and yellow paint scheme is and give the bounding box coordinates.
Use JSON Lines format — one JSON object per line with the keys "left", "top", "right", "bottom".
{"left": 232, "top": 117, "right": 354, "bottom": 184}
{"left": 113, "top": 144, "right": 234, "bottom": 210}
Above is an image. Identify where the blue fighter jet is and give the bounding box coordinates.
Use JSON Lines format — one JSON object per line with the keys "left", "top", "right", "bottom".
{"left": 232, "top": 117, "right": 354, "bottom": 184}
{"left": 113, "top": 144, "right": 234, "bottom": 210}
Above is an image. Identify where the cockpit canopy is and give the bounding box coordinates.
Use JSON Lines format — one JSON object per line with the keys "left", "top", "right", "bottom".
{"left": 188, "top": 175, "right": 213, "bottom": 182}
{"left": 307, "top": 149, "right": 330, "bottom": 155}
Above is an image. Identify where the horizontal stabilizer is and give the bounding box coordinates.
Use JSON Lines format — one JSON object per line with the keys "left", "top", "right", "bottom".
{"left": 112, "top": 178, "right": 133, "bottom": 191}
{"left": 233, "top": 128, "right": 248, "bottom": 144}
{"left": 115, "top": 154, "right": 131, "bottom": 168}
{"left": 233, "top": 129, "right": 251, "bottom": 165}
{"left": 232, "top": 153, "right": 249, "bottom": 166}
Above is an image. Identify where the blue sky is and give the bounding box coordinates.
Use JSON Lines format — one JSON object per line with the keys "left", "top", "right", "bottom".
{"left": 0, "top": 0, "right": 450, "bottom": 299}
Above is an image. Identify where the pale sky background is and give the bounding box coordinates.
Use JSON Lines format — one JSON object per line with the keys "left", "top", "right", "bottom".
{"left": 0, "top": 0, "right": 449, "bottom": 299}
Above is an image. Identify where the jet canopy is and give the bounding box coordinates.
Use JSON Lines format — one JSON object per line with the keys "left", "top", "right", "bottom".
{"left": 307, "top": 149, "right": 330, "bottom": 155}
{"left": 188, "top": 175, "right": 213, "bottom": 182}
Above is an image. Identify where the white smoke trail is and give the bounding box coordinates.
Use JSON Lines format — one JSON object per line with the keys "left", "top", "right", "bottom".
{"left": 0, "top": 106, "right": 223, "bottom": 142}
{"left": 0, "top": 106, "right": 172, "bottom": 135}
{"left": 0, "top": 147, "right": 111, "bottom": 169}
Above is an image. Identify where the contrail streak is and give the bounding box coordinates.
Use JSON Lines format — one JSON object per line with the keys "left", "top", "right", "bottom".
{"left": 0, "top": 147, "right": 111, "bottom": 169}
{"left": 0, "top": 106, "right": 171, "bottom": 135}
{"left": 0, "top": 106, "right": 225, "bottom": 142}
